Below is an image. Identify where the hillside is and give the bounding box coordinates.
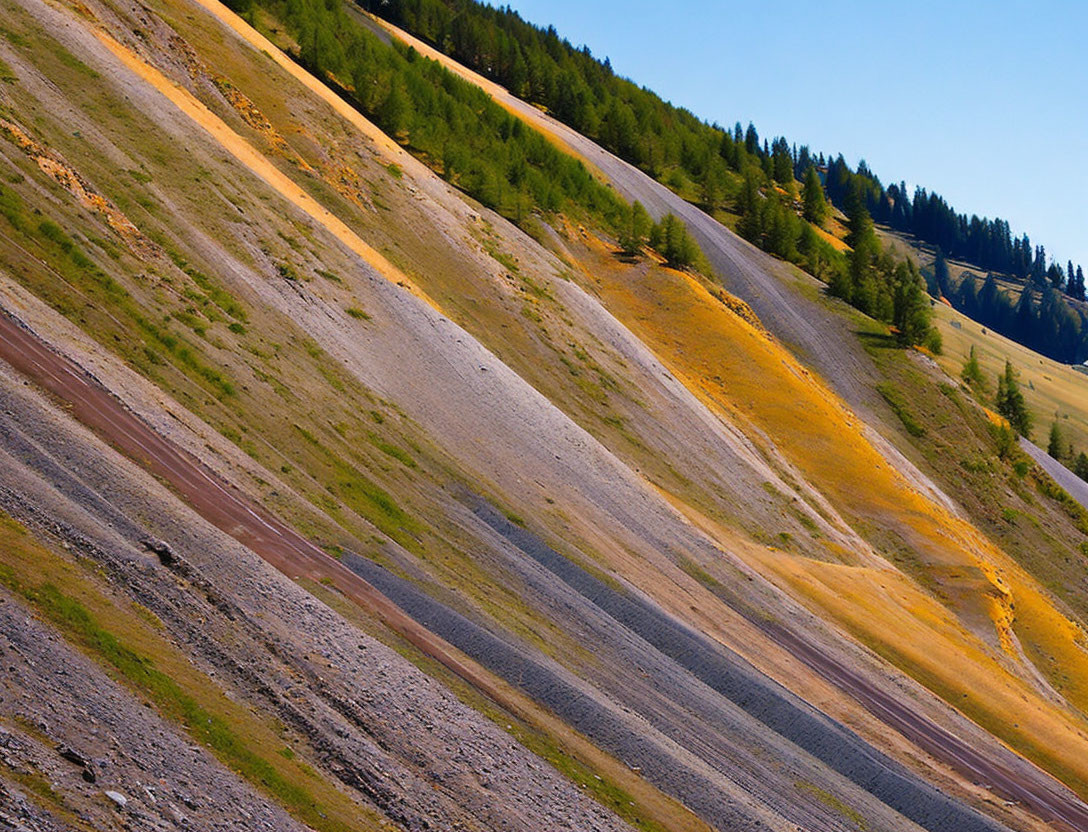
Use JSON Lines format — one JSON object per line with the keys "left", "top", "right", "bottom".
{"left": 368, "top": 0, "right": 1086, "bottom": 368}
{"left": 1, "top": 0, "right": 1088, "bottom": 832}
{"left": 874, "top": 225, "right": 1088, "bottom": 464}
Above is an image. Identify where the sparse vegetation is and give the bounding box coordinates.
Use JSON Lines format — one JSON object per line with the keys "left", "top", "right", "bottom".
{"left": 0, "top": 515, "right": 375, "bottom": 832}
{"left": 0, "top": 185, "right": 235, "bottom": 399}
{"left": 876, "top": 382, "right": 925, "bottom": 437}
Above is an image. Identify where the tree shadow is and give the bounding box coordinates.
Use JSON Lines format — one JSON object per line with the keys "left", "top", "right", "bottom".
{"left": 856, "top": 331, "right": 899, "bottom": 351}
{"left": 611, "top": 250, "right": 641, "bottom": 265}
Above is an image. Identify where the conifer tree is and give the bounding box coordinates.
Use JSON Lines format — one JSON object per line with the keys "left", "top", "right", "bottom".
{"left": 1048, "top": 421, "right": 1064, "bottom": 458}
{"left": 961, "top": 345, "right": 984, "bottom": 389}
{"left": 379, "top": 82, "right": 412, "bottom": 141}
{"left": 933, "top": 249, "right": 951, "bottom": 298}
{"left": 736, "top": 171, "right": 763, "bottom": 245}
{"left": 744, "top": 122, "right": 759, "bottom": 155}
{"left": 618, "top": 201, "right": 651, "bottom": 255}
{"left": 1075, "top": 452, "right": 1088, "bottom": 481}
{"left": 648, "top": 214, "right": 698, "bottom": 268}
{"left": 995, "top": 360, "right": 1032, "bottom": 437}
{"left": 801, "top": 165, "right": 827, "bottom": 226}
{"left": 892, "top": 261, "right": 931, "bottom": 347}
{"left": 771, "top": 137, "right": 793, "bottom": 184}
{"left": 1070, "top": 266, "right": 1086, "bottom": 301}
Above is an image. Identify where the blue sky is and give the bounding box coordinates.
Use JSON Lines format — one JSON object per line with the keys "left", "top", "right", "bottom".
{"left": 502, "top": 0, "right": 1088, "bottom": 272}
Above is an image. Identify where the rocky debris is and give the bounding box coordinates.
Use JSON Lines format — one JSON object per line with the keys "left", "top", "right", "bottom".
{"left": 139, "top": 537, "right": 176, "bottom": 566}
{"left": 55, "top": 745, "right": 96, "bottom": 783}
{"left": 104, "top": 790, "right": 128, "bottom": 808}
{"left": 0, "top": 778, "right": 72, "bottom": 832}
{"left": 56, "top": 745, "right": 88, "bottom": 768}
{"left": 0, "top": 375, "right": 638, "bottom": 832}
{"left": 0, "top": 588, "right": 311, "bottom": 832}
{"left": 0, "top": 117, "right": 159, "bottom": 260}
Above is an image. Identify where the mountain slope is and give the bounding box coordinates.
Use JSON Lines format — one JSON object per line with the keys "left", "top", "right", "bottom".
{"left": 0, "top": 0, "right": 1087, "bottom": 831}
{"left": 367, "top": 0, "right": 1088, "bottom": 795}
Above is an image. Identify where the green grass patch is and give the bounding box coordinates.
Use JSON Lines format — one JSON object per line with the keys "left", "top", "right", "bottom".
{"left": 293, "top": 425, "right": 420, "bottom": 544}
{"left": 502, "top": 509, "right": 526, "bottom": 528}
{"left": 481, "top": 235, "right": 521, "bottom": 274}
{"left": 0, "top": 187, "right": 235, "bottom": 399}
{"left": 876, "top": 382, "right": 925, "bottom": 437}
{"left": 678, "top": 556, "right": 722, "bottom": 589}
{"left": 166, "top": 250, "right": 247, "bottom": 321}
{"left": 795, "top": 781, "right": 867, "bottom": 830}
{"left": 277, "top": 262, "right": 302, "bottom": 281}
{"left": 367, "top": 434, "right": 416, "bottom": 468}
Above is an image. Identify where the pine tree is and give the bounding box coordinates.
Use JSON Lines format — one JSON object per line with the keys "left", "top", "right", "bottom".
{"left": 736, "top": 171, "right": 763, "bottom": 245}
{"left": 618, "top": 201, "right": 651, "bottom": 255}
{"left": 1075, "top": 452, "right": 1088, "bottom": 481}
{"left": 845, "top": 229, "right": 878, "bottom": 316}
{"left": 700, "top": 162, "right": 724, "bottom": 214}
{"left": 379, "top": 82, "right": 412, "bottom": 141}
{"left": 892, "top": 261, "right": 932, "bottom": 347}
{"left": 1047, "top": 421, "right": 1064, "bottom": 458}
{"left": 995, "top": 360, "right": 1032, "bottom": 437}
{"left": 933, "top": 249, "right": 951, "bottom": 298}
{"left": 1070, "top": 266, "right": 1086, "bottom": 301}
{"left": 801, "top": 165, "right": 827, "bottom": 226}
{"left": 649, "top": 214, "right": 698, "bottom": 268}
{"left": 961, "top": 345, "right": 984, "bottom": 389}
{"left": 771, "top": 137, "right": 792, "bottom": 184}
{"left": 1048, "top": 262, "right": 1065, "bottom": 289}
{"left": 744, "top": 122, "right": 759, "bottom": 155}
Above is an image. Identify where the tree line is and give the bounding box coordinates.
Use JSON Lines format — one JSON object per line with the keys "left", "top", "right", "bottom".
{"left": 827, "top": 160, "right": 1088, "bottom": 364}
{"left": 373, "top": 0, "right": 1083, "bottom": 362}
{"left": 953, "top": 267, "right": 1086, "bottom": 363}
{"left": 824, "top": 156, "right": 1086, "bottom": 302}
{"left": 224, "top": 0, "right": 708, "bottom": 271}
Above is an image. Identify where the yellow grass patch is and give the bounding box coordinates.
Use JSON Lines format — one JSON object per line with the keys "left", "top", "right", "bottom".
{"left": 934, "top": 303, "right": 1088, "bottom": 454}
{"left": 574, "top": 232, "right": 1088, "bottom": 796}
{"left": 814, "top": 223, "right": 850, "bottom": 253}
